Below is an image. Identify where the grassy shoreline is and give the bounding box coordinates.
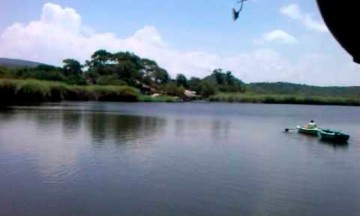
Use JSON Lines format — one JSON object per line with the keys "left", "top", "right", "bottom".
{"left": 1, "top": 79, "right": 360, "bottom": 106}
{"left": 0, "top": 79, "right": 140, "bottom": 104}
{"left": 209, "top": 93, "right": 360, "bottom": 106}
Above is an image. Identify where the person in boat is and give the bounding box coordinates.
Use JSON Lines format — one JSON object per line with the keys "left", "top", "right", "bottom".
{"left": 306, "top": 120, "right": 317, "bottom": 129}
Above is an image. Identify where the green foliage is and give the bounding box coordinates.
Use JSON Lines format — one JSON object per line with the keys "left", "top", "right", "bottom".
{"left": 0, "top": 79, "right": 140, "bottom": 104}
{"left": 84, "top": 68, "right": 100, "bottom": 84}
{"left": 0, "top": 79, "right": 67, "bottom": 103}
{"left": 63, "top": 59, "right": 82, "bottom": 75}
{"left": 89, "top": 50, "right": 113, "bottom": 67}
{"left": 159, "top": 83, "right": 185, "bottom": 97}
{"left": 113, "top": 62, "right": 140, "bottom": 86}
{"left": 141, "top": 58, "right": 169, "bottom": 85}
{"left": 209, "top": 93, "right": 360, "bottom": 106}
{"left": 0, "top": 66, "right": 14, "bottom": 78}
{"left": 15, "top": 65, "right": 66, "bottom": 82}
{"left": 201, "top": 69, "right": 245, "bottom": 94}
{"left": 0, "top": 51, "right": 245, "bottom": 101}
{"left": 84, "top": 50, "right": 170, "bottom": 87}
{"left": 17, "top": 80, "right": 52, "bottom": 98}
{"left": 84, "top": 85, "right": 139, "bottom": 101}
{"left": 67, "top": 74, "right": 87, "bottom": 85}
{"left": 3, "top": 50, "right": 360, "bottom": 104}
{"left": 188, "top": 77, "right": 202, "bottom": 92}
{"left": 200, "top": 82, "right": 217, "bottom": 97}
{"left": 96, "top": 75, "right": 127, "bottom": 86}
{"left": 248, "top": 82, "right": 360, "bottom": 98}
{"left": 176, "top": 73, "right": 188, "bottom": 87}
{"left": 62, "top": 59, "right": 84, "bottom": 85}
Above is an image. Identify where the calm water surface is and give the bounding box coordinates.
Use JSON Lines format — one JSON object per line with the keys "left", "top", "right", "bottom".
{"left": 1, "top": 102, "right": 360, "bottom": 216}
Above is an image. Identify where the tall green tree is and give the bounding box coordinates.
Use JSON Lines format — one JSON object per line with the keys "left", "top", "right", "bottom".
{"left": 85, "top": 50, "right": 114, "bottom": 81}
{"left": 62, "top": 59, "right": 85, "bottom": 84}
{"left": 63, "top": 59, "right": 82, "bottom": 75}
{"left": 213, "top": 69, "right": 224, "bottom": 85}
{"left": 176, "top": 73, "right": 188, "bottom": 88}
{"left": 188, "top": 77, "right": 202, "bottom": 92}
{"left": 141, "top": 59, "right": 170, "bottom": 85}
{"left": 225, "top": 71, "right": 234, "bottom": 85}
{"left": 112, "top": 52, "right": 143, "bottom": 85}
{"left": 89, "top": 50, "right": 113, "bottom": 66}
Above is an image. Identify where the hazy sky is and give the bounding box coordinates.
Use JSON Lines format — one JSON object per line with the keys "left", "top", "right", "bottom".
{"left": 1, "top": 0, "right": 360, "bottom": 85}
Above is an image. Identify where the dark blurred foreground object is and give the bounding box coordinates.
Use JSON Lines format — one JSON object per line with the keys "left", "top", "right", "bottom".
{"left": 317, "top": 0, "right": 360, "bottom": 64}
{"left": 233, "top": 0, "right": 247, "bottom": 21}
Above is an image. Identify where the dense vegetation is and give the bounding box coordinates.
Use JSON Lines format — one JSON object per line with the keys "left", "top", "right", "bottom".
{"left": 209, "top": 93, "right": 360, "bottom": 106}
{"left": 0, "top": 79, "right": 139, "bottom": 104}
{"left": 0, "top": 50, "right": 359, "bottom": 106}
{"left": 248, "top": 82, "right": 360, "bottom": 98}
{"left": 207, "top": 82, "right": 360, "bottom": 106}
{"left": 0, "top": 50, "right": 245, "bottom": 104}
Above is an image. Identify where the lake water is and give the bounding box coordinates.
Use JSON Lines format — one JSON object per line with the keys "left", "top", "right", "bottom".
{"left": 1, "top": 102, "right": 360, "bottom": 216}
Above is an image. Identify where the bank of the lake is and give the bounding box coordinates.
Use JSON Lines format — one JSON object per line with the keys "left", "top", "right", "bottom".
{"left": 0, "top": 79, "right": 187, "bottom": 104}
{"left": 0, "top": 79, "right": 141, "bottom": 103}
{"left": 2, "top": 79, "right": 360, "bottom": 106}
{"left": 138, "top": 95, "right": 182, "bottom": 103}
{"left": 209, "top": 93, "right": 360, "bottom": 106}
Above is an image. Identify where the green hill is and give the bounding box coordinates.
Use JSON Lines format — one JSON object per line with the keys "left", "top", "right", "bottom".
{"left": 248, "top": 82, "right": 360, "bottom": 98}
{"left": 0, "top": 58, "right": 43, "bottom": 68}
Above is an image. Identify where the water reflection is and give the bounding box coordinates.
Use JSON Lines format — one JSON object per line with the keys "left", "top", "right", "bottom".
{"left": 62, "top": 111, "right": 82, "bottom": 137}
{"left": 0, "top": 109, "right": 168, "bottom": 148}
{"left": 86, "top": 113, "right": 166, "bottom": 147}
{"left": 0, "top": 109, "right": 168, "bottom": 201}
{"left": 174, "top": 119, "right": 185, "bottom": 137}
{"left": 172, "top": 117, "right": 232, "bottom": 142}
{"left": 211, "top": 119, "right": 231, "bottom": 140}
{"left": 0, "top": 108, "right": 15, "bottom": 123}
{"left": 0, "top": 110, "right": 168, "bottom": 180}
{"left": 318, "top": 140, "right": 349, "bottom": 150}
{"left": 285, "top": 131, "right": 351, "bottom": 150}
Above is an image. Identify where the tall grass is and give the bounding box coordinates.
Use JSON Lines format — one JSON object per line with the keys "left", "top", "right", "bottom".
{"left": 209, "top": 93, "right": 360, "bottom": 106}
{"left": 0, "top": 79, "right": 140, "bottom": 104}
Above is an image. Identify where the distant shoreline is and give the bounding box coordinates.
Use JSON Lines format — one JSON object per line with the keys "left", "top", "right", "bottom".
{"left": 1, "top": 78, "right": 360, "bottom": 107}
{"left": 209, "top": 93, "right": 360, "bottom": 106}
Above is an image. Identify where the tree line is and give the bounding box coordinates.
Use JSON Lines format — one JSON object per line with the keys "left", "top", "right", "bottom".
{"left": 0, "top": 50, "right": 246, "bottom": 98}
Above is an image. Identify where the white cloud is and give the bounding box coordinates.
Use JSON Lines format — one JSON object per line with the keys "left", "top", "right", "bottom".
{"left": 0, "top": 2, "right": 359, "bottom": 86}
{"left": 254, "top": 29, "right": 298, "bottom": 44}
{"left": 280, "top": 4, "right": 328, "bottom": 33}
{"left": 280, "top": 4, "right": 302, "bottom": 20}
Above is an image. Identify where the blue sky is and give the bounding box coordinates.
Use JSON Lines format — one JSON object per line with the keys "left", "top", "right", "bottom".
{"left": 1, "top": 0, "right": 360, "bottom": 85}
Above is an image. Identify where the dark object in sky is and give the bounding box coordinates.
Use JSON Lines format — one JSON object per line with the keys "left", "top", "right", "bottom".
{"left": 317, "top": 0, "right": 360, "bottom": 64}
{"left": 233, "top": 8, "right": 240, "bottom": 21}
{"left": 233, "top": 0, "right": 247, "bottom": 21}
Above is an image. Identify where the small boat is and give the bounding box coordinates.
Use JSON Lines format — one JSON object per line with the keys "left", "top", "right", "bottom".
{"left": 317, "top": 129, "right": 350, "bottom": 143}
{"left": 296, "top": 125, "right": 319, "bottom": 136}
